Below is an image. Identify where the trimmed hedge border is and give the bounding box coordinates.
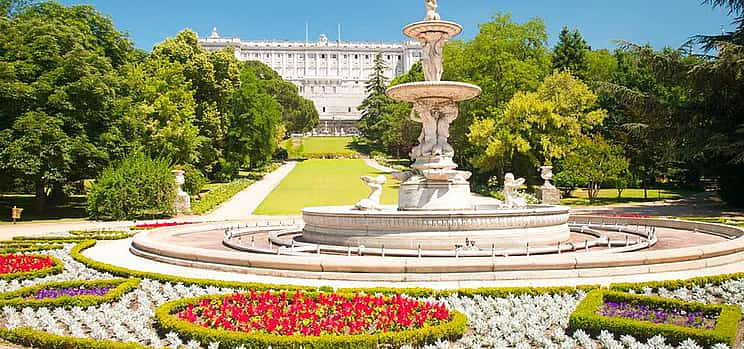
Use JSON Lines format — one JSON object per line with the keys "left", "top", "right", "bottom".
{"left": 0, "top": 254, "right": 63, "bottom": 281}
{"left": 71, "top": 240, "right": 317, "bottom": 292}
{"left": 569, "top": 290, "right": 741, "bottom": 348}
{"left": 0, "top": 242, "right": 64, "bottom": 253}
{"left": 154, "top": 292, "right": 467, "bottom": 349}
{"left": 0, "top": 278, "right": 140, "bottom": 309}
{"left": 12, "top": 232, "right": 134, "bottom": 242}
{"left": 0, "top": 327, "right": 154, "bottom": 349}
{"left": 610, "top": 273, "right": 744, "bottom": 293}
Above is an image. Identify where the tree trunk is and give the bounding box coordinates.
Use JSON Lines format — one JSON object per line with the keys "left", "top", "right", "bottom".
{"left": 644, "top": 183, "right": 648, "bottom": 199}
{"left": 34, "top": 180, "right": 46, "bottom": 212}
{"left": 617, "top": 188, "right": 623, "bottom": 199}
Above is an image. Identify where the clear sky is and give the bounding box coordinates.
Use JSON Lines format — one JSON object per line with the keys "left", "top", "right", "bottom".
{"left": 58, "top": 0, "right": 736, "bottom": 52}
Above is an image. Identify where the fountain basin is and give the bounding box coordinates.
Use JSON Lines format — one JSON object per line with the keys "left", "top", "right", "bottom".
{"left": 386, "top": 81, "right": 481, "bottom": 102}
{"left": 403, "top": 20, "right": 463, "bottom": 39}
{"left": 301, "top": 205, "right": 570, "bottom": 250}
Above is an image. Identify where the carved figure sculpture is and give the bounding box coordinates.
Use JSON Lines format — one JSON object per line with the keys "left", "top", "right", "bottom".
{"left": 503, "top": 173, "right": 527, "bottom": 208}
{"left": 425, "top": 0, "right": 440, "bottom": 21}
{"left": 434, "top": 101, "right": 458, "bottom": 156}
{"left": 354, "top": 175, "right": 387, "bottom": 211}
{"left": 410, "top": 101, "right": 438, "bottom": 158}
{"left": 421, "top": 32, "right": 446, "bottom": 82}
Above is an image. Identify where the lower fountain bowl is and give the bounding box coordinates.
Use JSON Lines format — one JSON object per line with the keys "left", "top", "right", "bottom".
{"left": 301, "top": 205, "right": 570, "bottom": 250}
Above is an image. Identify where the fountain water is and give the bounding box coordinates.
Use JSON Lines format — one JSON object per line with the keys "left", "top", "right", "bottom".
{"left": 301, "top": 0, "right": 571, "bottom": 250}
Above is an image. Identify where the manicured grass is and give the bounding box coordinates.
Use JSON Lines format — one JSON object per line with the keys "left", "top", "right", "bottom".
{"left": 285, "top": 137, "right": 359, "bottom": 158}
{"left": 253, "top": 159, "right": 398, "bottom": 215}
{"left": 560, "top": 188, "right": 693, "bottom": 207}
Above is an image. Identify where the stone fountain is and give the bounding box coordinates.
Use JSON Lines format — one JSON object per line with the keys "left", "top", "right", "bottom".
{"left": 301, "top": 0, "right": 571, "bottom": 250}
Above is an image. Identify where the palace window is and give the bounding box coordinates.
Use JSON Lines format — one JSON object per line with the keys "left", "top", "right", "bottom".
{"left": 348, "top": 107, "right": 352, "bottom": 113}
{"left": 322, "top": 107, "right": 326, "bottom": 113}
{"left": 354, "top": 54, "right": 359, "bottom": 59}
{"left": 331, "top": 54, "right": 337, "bottom": 59}
{"left": 321, "top": 54, "right": 326, "bottom": 59}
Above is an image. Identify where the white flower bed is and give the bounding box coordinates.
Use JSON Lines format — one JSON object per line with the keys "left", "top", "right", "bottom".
{"left": 0, "top": 245, "right": 742, "bottom": 349}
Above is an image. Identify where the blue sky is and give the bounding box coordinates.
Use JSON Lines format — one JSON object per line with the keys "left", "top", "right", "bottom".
{"left": 58, "top": 0, "right": 735, "bottom": 52}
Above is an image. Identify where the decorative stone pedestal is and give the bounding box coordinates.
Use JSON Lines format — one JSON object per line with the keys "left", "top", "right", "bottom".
{"left": 537, "top": 186, "right": 561, "bottom": 205}
{"left": 171, "top": 169, "right": 191, "bottom": 214}
{"left": 398, "top": 176, "right": 471, "bottom": 211}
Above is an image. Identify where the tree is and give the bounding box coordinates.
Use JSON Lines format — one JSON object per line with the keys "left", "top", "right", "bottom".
{"left": 0, "top": 0, "right": 31, "bottom": 19}
{"left": 553, "top": 26, "right": 590, "bottom": 79}
{"left": 0, "top": 2, "right": 137, "bottom": 206}
{"left": 695, "top": 0, "right": 744, "bottom": 50}
{"left": 442, "top": 13, "right": 552, "bottom": 175}
{"left": 585, "top": 49, "right": 618, "bottom": 82}
{"left": 0, "top": 112, "right": 71, "bottom": 210}
{"left": 222, "top": 64, "right": 283, "bottom": 178}
{"left": 241, "top": 61, "right": 318, "bottom": 134}
{"left": 358, "top": 53, "right": 392, "bottom": 144}
{"left": 151, "top": 30, "right": 240, "bottom": 175}
{"left": 468, "top": 71, "right": 607, "bottom": 183}
{"left": 556, "top": 137, "right": 629, "bottom": 202}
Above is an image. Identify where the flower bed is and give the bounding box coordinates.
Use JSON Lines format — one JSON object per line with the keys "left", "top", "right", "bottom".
{"left": 0, "top": 254, "right": 63, "bottom": 281}
{"left": 156, "top": 291, "right": 467, "bottom": 349}
{"left": 570, "top": 290, "right": 741, "bottom": 347}
{"left": 599, "top": 299, "right": 717, "bottom": 329}
{"left": 0, "top": 278, "right": 141, "bottom": 309}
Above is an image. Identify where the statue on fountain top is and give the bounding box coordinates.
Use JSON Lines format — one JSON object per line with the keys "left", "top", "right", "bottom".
{"left": 425, "top": 0, "right": 440, "bottom": 21}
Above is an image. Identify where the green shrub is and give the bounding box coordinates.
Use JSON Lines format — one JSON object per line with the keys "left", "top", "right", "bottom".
{"left": 191, "top": 179, "right": 254, "bottom": 214}
{"left": 0, "top": 255, "right": 64, "bottom": 281}
{"left": 154, "top": 293, "right": 467, "bottom": 349}
{"left": 87, "top": 154, "right": 176, "bottom": 220}
{"left": 569, "top": 290, "right": 741, "bottom": 348}
{"left": 0, "top": 278, "right": 140, "bottom": 309}
{"left": 0, "top": 242, "right": 64, "bottom": 253}
{"left": 178, "top": 163, "right": 208, "bottom": 195}
{"left": 0, "top": 327, "right": 152, "bottom": 349}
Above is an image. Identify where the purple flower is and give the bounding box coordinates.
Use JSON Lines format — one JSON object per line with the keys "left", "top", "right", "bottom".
{"left": 31, "top": 286, "right": 113, "bottom": 300}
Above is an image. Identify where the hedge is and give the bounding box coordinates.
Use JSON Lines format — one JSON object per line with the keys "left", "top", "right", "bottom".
{"left": 0, "top": 278, "right": 140, "bottom": 309}
{"left": 191, "top": 179, "right": 254, "bottom": 215}
{"left": 0, "top": 242, "right": 64, "bottom": 253}
{"left": 337, "top": 285, "right": 600, "bottom": 299}
{"left": 0, "top": 254, "right": 64, "bottom": 281}
{"left": 11, "top": 232, "right": 134, "bottom": 242}
{"left": 71, "top": 240, "right": 317, "bottom": 292}
{"left": 610, "top": 273, "right": 744, "bottom": 293}
{"left": 0, "top": 327, "right": 155, "bottom": 349}
{"left": 569, "top": 290, "right": 741, "bottom": 348}
{"left": 154, "top": 292, "right": 467, "bottom": 349}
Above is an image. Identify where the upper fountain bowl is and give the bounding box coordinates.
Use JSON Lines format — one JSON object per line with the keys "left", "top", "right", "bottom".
{"left": 386, "top": 81, "right": 482, "bottom": 103}
{"left": 403, "top": 20, "right": 463, "bottom": 40}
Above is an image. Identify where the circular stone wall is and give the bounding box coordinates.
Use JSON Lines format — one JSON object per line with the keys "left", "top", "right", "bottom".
{"left": 301, "top": 205, "right": 571, "bottom": 250}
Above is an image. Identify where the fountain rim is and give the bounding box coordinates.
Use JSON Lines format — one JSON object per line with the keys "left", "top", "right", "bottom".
{"left": 386, "top": 81, "right": 482, "bottom": 102}
{"left": 403, "top": 20, "right": 463, "bottom": 39}
{"left": 301, "top": 204, "right": 570, "bottom": 217}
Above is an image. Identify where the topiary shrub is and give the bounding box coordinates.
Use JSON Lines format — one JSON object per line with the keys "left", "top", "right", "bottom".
{"left": 87, "top": 154, "right": 176, "bottom": 220}
{"left": 178, "top": 163, "right": 208, "bottom": 196}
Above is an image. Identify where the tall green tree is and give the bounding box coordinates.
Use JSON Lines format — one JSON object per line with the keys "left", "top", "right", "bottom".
{"left": 358, "top": 52, "right": 392, "bottom": 144}
{"left": 468, "top": 70, "right": 607, "bottom": 183}
{"left": 0, "top": 2, "right": 137, "bottom": 206}
{"left": 151, "top": 30, "right": 240, "bottom": 175}
{"left": 553, "top": 26, "right": 590, "bottom": 79}
{"left": 442, "top": 13, "right": 552, "bottom": 171}
{"left": 556, "top": 137, "right": 629, "bottom": 202}
{"left": 241, "top": 61, "right": 318, "bottom": 134}
{"left": 222, "top": 63, "right": 283, "bottom": 178}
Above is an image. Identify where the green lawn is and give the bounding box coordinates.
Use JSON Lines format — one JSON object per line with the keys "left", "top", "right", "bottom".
{"left": 254, "top": 159, "right": 398, "bottom": 215}
{"left": 560, "top": 188, "right": 693, "bottom": 206}
{"left": 286, "top": 137, "right": 359, "bottom": 157}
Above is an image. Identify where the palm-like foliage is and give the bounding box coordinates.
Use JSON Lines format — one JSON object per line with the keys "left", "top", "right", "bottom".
{"left": 695, "top": 0, "right": 744, "bottom": 50}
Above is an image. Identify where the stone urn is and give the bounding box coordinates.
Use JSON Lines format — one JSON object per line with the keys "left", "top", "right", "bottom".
{"left": 540, "top": 165, "right": 555, "bottom": 189}
{"left": 171, "top": 169, "right": 191, "bottom": 214}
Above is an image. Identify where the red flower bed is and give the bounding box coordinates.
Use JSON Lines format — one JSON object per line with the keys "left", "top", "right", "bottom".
{"left": 177, "top": 291, "right": 451, "bottom": 336}
{"left": 133, "top": 221, "right": 196, "bottom": 229}
{"left": 0, "top": 254, "right": 56, "bottom": 275}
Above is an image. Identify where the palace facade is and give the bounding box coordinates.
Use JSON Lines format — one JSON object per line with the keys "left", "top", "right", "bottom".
{"left": 199, "top": 28, "right": 422, "bottom": 134}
